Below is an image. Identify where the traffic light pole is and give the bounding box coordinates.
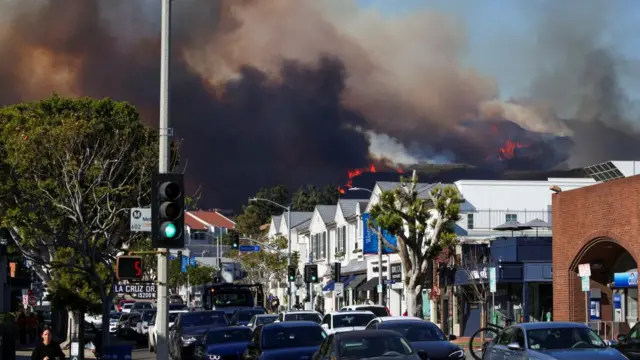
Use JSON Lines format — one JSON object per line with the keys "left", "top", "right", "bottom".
{"left": 156, "top": 0, "right": 171, "bottom": 359}
{"left": 287, "top": 207, "right": 292, "bottom": 310}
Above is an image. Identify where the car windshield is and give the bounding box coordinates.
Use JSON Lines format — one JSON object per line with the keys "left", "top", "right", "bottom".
{"left": 262, "top": 326, "right": 326, "bottom": 349}
{"left": 181, "top": 313, "right": 228, "bottom": 328}
{"left": 119, "top": 314, "right": 130, "bottom": 321}
{"left": 142, "top": 311, "right": 157, "bottom": 322}
{"left": 338, "top": 335, "right": 413, "bottom": 359}
{"left": 347, "top": 307, "right": 387, "bottom": 317}
{"left": 381, "top": 322, "right": 446, "bottom": 342}
{"left": 333, "top": 314, "right": 376, "bottom": 328}
{"left": 237, "top": 310, "right": 265, "bottom": 321}
{"left": 206, "top": 328, "right": 252, "bottom": 345}
{"left": 110, "top": 313, "right": 121, "bottom": 319}
{"left": 527, "top": 327, "right": 606, "bottom": 350}
{"left": 256, "top": 316, "right": 277, "bottom": 325}
{"left": 123, "top": 304, "right": 134, "bottom": 309}
{"left": 168, "top": 313, "right": 182, "bottom": 323}
{"left": 212, "top": 290, "right": 252, "bottom": 307}
{"left": 285, "top": 313, "right": 321, "bottom": 323}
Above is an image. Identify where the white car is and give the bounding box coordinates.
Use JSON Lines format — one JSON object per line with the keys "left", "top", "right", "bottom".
{"left": 274, "top": 310, "right": 322, "bottom": 323}
{"left": 340, "top": 304, "right": 390, "bottom": 317}
{"left": 109, "top": 312, "right": 121, "bottom": 333}
{"left": 135, "top": 309, "right": 157, "bottom": 342}
{"left": 365, "top": 316, "right": 424, "bottom": 328}
{"left": 148, "top": 309, "right": 188, "bottom": 353}
{"left": 121, "top": 303, "right": 135, "bottom": 313}
{"left": 320, "top": 311, "right": 376, "bottom": 334}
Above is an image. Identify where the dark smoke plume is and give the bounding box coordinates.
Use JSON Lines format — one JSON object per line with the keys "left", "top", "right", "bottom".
{"left": 0, "top": 0, "right": 639, "bottom": 209}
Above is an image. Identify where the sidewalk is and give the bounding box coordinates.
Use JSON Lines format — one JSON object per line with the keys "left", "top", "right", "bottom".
{"left": 15, "top": 345, "right": 96, "bottom": 359}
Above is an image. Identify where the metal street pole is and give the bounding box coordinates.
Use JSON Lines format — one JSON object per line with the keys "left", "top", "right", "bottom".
{"left": 156, "top": 0, "right": 171, "bottom": 359}
{"left": 287, "top": 206, "right": 292, "bottom": 310}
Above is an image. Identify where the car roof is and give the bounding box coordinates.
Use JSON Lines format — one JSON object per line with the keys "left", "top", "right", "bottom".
{"left": 255, "top": 314, "right": 277, "bottom": 317}
{"left": 263, "top": 321, "right": 320, "bottom": 329}
{"left": 283, "top": 310, "right": 319, "bottom": 314}
{"left": 518, "top": 322, "right": 588, "bottom": 330}
{"left": 377, "top": 316, "right": 423, "bottom": 322}
{"left": 331, "top": 311, "right": 374, "bottom": 316}
{"left": 344, "top": 305, "right": 386, "bottom": 308}
{"left": 335, "top": 329, "right": 400, "bottom": 339}
{"left": 169, "top": 310, "right": 188, "bottom": 313}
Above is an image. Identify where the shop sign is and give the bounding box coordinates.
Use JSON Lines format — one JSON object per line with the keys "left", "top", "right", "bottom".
{"left": 391, "top": 263, "right": 402, "bottom": 281}
{"left": 613, "top": 271, "right": 638, "bottom": 288}
{"left": 470, "top": 267, "right": 488, "bottom": 280}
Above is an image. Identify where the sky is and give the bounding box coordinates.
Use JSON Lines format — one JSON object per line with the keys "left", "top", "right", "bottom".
{"left": 357, "top": 0, "right": 640, "bottom": 100}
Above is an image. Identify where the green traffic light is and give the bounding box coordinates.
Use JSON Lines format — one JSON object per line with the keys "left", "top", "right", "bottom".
{"left": 164, "top": 223, "right": 177, "bottom": 238}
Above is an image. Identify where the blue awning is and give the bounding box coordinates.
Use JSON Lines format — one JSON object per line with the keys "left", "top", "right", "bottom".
{"left": 342, "top": 275, "right": 356, "bottom": 287}
{"left": 323, "top": 276, "right": 350, "bottom": 291}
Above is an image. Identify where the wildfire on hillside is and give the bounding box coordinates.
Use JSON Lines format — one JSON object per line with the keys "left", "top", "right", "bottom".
{"left": 337, "top": 164, "right": 377, "bottom": 194}
{"left": 498, "top": 140, "right": 530, "bottom": 161}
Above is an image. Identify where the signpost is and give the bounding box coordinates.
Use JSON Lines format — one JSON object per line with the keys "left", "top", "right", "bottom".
{"left": 113, "top": 282, "right": 157, "bottom": 300}
{"left": 130, "top": 208, "right": 152, "bottom": 232}
{"left": 28, "top": 296, "right": 37, "bottom": 307}
{"left": 239, "top": 245, "right": 260, "bottom": 252}
{"left": 579, "top": 263, "right": 591, "bottom": 324}
{"left": 334, "top": 282, "right": 344, "bottom": 298}
{"left": 489, "top": 267, "right": 496, "bottom": 323}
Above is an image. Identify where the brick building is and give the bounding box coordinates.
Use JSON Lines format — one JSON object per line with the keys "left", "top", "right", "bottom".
{"left": 552, "top": 174, "right": 640, "bottom": 327}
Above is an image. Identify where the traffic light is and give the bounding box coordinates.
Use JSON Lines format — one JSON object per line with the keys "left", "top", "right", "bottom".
{"left": 231, "top": 231, "right": 240, "bottom": 250}
{"left": 116, "top": 256, "right": 143, "bottom": 281}
{"left": 332, "top": 262, "right": 342, "bottom": 282}
{"left": 151, "top": 173, "right": 185, "bottom": 249}
{"left": 288, "top": 265, "right": 296, "bottom": 282}
{"left": 310, "top": 264, "right": 319, "bottom": 283}
{"left": 304, "top": 264, "right": 311, "bottom": 283}
{"left": 177, "top": 251, "right": 182, "bottom": 261}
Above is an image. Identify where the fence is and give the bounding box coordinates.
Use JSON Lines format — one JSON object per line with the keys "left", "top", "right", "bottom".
{"left": 466, "top": 209, "right": 552, "bottom": 231}
{"left": 588, "top": 320, "right": 631, "bottom": 341}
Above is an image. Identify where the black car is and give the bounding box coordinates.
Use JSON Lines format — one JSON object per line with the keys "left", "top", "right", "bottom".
{"left": 312, "top": 329, "right": 428, "bottom": 360}
{"left": 194, "top": 327, "right": 253, "bottom": 360}
{"left": 168, "top": 311, "right": 229, "bottom": 360}
{"left": 230, "top": 309, "right": 266, "bottom": 326}
{"left": 367, "top": 319, "right": 464, "bottom": 359}
{"left": 243, "top": 321, "right": 325, "bottom": 360}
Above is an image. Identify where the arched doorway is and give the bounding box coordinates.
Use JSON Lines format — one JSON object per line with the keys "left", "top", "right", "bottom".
{"left": 569, "top": 238, "right": 637, "bottom": 330}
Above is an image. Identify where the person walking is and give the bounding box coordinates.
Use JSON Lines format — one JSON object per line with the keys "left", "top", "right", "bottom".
{"left": 31, "top": 326, "right": 65, "bottom": 360}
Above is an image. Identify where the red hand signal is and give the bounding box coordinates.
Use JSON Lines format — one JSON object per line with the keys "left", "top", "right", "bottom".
{"left": 134, "top": 260, "right": 142, "bottom": 277}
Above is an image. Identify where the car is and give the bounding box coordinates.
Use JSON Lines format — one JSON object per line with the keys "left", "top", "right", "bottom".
{"left": 108, "top": 312, "right": 121, "bottom": 333}
{"left": 243, "top": 321, "right": 326, "bottom": 360}
{"left": 230, "top": 309, "right": 267, "bottom": 326}
{"left": 247, "top": 314, "right": 278, "bottom": 330}
{"left": 320, "top": 311, "right": 376, "bottom": 334}
{"left": 168, "top": 311, "right": 229, "bottom": 360}
{"left": 312, "top": 329, "right": 428, "bottom": 360}
{"left": 121, "top": 302, "right": 135, "bottom": 313}
{"left": 612, "top": 321, "right": 640, "bottom": 359}
{"left": 135, "top": 309, "right": 157, "bottom": 343}
{"left": 193, "top": 327, "right": 253, "bottom": 360}
{"left": 129, "top": 301, "right": 155, "bottom": 313}
{"left": 148, "top": 309, "right": 189, "bottom": 353}
{"left": 366, "top": 318, "right": 463, "bottom": 359}
{"left": 483, "top": 322, "right": 625, "bottom": 359}
{"left": 275, "top": 310, "right": 323, "bottom": 323}
{"left": 340, "top": 304, "right": 390, "bottom": 317}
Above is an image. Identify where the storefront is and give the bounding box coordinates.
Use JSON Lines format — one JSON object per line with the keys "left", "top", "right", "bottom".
{"left": 612, "top": 270, "right": 639, "bottom": 327}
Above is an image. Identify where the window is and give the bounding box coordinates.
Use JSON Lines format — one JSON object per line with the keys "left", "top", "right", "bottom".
{"left": 497, "top": 328, "right": 516, "bottom": 345}
{"left": 506, "top": 214, "right": 517, "bottom": 222}
{"left": 336, "top": 226, "right": 347, "bottom": 254}
{"left": 467, "top": 214, "right": 474, "bottom": 229}
{"left": 321, "top": 232, "right": 327, "bottom": 259}
{"left": 191, "top": 231, "right": 207, "bottom": 240}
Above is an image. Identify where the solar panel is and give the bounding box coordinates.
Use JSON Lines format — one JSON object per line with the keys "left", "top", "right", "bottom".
{"left": 584, "top": 161, "right": 625, "bottom": 183}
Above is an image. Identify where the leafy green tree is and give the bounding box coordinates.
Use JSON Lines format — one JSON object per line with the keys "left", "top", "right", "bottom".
{"left": 369, "top": 171, "right": 463, "bottom": 316}
{"left": 291, "top": 184, "right": 339, "bottom": 211}
{"left": 236, "top": 185, "right": 289, "bottom": 236}
{"left": 168, "top": 259, "right": 188, "bottom": 291}
{"left": 0, "top": 95, "right": 175, "bottom": 345}
{"left": 235, "top": 206, "right": 265, "bottom": 238}
{"left": 187, "top": 265, "right": 216, "bottom": 286}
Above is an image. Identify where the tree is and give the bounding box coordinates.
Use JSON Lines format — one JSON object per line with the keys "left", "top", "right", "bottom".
{"left": 168, "top": 259, "right": 188, "bottom": 292}
{"left": 187, "top": 265, "right": 217, "bottom": 286}
{"left": 235, "top": 185, "right": 289, "bottom": 236}
{"left": 291, "top": 184, "right": 340, "bottom": 211}
{"left": 369, "top": 170, "right": 463, "bottom": 317}
{"left": 455, "top": 246, "right": 492, "bottom": 343}
{"left": 0, "top": 95, "right": 173, "bottom": 346}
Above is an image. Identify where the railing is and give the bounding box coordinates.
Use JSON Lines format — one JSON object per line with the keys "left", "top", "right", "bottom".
{"left": 464, "top": 209, "right": 552, "bottom": 231}
{"left": 588, "top": 320, "right": 631, "bottom": 340}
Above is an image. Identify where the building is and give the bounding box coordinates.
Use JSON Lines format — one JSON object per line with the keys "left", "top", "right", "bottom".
{"left": 183, "top": 210, "right": 236, "bottom": 258}
{"left": 552, "top": 162, "right": 640, "bottom": 338}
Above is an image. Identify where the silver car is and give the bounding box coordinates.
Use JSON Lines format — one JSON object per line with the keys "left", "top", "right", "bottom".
{"left": 483, "top": 322, "right": 625, "bottom": 360}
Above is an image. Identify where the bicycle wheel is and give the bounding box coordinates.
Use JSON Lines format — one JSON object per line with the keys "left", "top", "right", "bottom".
{"left": 468, "top": 326, "right": 501, "bottom": 360}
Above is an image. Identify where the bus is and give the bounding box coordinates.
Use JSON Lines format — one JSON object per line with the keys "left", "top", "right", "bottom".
{"left": 202, "top": 283, "right": 264, "bottom": 316}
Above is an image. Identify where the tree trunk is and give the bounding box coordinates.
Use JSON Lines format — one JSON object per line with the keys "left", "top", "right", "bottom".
{"left": 61, "top": 309, "right": 76, "bottom": 348}
{"left": 405, "top": 285, "right": 418, "bottom": 317}
{"left": 480, "top": 301, "right": 486, "bottom": 344}
{"left": 101, "top": 293, "right": 114, "bottom": 347}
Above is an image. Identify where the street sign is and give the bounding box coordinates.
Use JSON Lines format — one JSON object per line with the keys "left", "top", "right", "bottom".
{"left": 239, "top": 245, "right": 260, "bottom": 252}
{"left": 130, "top": 208, "right": 152, "bottom": 232}
{"left": 581, "top": 276, "right": 590, "bottom": 292}
{"left": 22, "top": 295, "right": 28, "bottom": 308}
{"left": 489, "top": 267, "right": 497, "bottom": 293}
{"left": 28, "top": 296, "right": 37, "bottom": 307}
{"left": 334, "top": 282, "right": 344, "bottom": 297}
{"left": 113, "top": 282, "right": 157, "bottom": 300}
{"left": 578, "top": 263, "right": 591, "bottom": 277}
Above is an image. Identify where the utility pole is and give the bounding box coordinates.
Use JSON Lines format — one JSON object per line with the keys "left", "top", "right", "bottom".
{"left": 287, "top": 207, "right": 292, "bottom": 310}
{"left": 378, "top": 229, "right": 384, "bottom": 306}
{"left": 156, "top": 0, "right": 171, "bottom": 359}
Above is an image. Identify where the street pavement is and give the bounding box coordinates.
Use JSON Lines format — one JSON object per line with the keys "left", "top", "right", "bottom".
{"left": 15, "top": 334, "right": 155, "bottom": 360}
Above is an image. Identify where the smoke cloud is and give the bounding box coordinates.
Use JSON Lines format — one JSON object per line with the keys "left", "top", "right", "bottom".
{"left": 0, "top": 0, "right": 638, "bottom": 208}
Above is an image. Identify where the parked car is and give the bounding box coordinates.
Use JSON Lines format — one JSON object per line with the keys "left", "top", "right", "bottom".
{"left": 312, "top": 329, "right": 428, "bottom": 360}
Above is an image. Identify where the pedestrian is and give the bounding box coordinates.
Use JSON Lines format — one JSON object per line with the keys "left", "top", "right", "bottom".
{"left": 31, "top": 326, "right": 65, "bottom": 360}
{"left": 29, "top": 312, "right": 38, "bottom": 343}
{"left": 17, "top": 311, "right": 27, "bottom": 345}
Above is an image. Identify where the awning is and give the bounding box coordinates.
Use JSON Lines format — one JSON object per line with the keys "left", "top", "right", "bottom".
{"left": 322, "top": 276, "right": 350, "bottom": 291}
{"left": 345, "top": 274, "right": 367, "bottom": 290}
{"left": 358, "top": 277, "right": 381, "bottom": 292}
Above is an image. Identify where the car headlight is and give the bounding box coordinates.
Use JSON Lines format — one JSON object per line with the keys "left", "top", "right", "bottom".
{"left": 208, "top": 355, "right": 221, "bottom": 360}
{"left": 449, "top": 349, "right": 465, "bottom": 358}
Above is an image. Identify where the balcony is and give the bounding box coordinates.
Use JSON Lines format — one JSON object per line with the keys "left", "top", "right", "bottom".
{"left": 463, "top": 209, "right": 552, "bottom": 232}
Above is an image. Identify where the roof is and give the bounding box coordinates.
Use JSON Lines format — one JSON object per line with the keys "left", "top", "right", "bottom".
{"left": 293, "top": 219, "right": 311, "bottom": 232}
{"left": 517, "top": 322, "right": 588, "bottom": 330}
{"left": 272, "top": 216, "right": 282, "bottom": 230}
{"left": 338, "top": 199, "right": 367, "bottom": 218}
{"left": 285, "top": 212, "right": 314, "bottom": 228}
{"left": 375, "top": 182, "right": 453, "bottom": 200}
{"left": 316, "top": 205, "right": 337, "bottom": 224}
{"left": 185, "top": 211, "right": 236, "bottom": 230}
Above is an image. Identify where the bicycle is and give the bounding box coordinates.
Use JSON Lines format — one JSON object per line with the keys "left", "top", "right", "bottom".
{"left": 468, "top": 320, "right": 512, "bottom": 360}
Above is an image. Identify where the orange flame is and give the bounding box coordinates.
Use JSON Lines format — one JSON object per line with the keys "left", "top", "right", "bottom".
{"left": 338, "top": 164, "right": 377, "bottom": 194}
{"left": 498, "top": 140, "right": 529, "bottom": 161}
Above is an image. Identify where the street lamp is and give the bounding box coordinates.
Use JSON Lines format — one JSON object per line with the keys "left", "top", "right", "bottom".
{"left": 348, "top": 188, "right": 386, "bottom": 306}
{"left": 250, "top": 197, "right": 293, "bottom": 310}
